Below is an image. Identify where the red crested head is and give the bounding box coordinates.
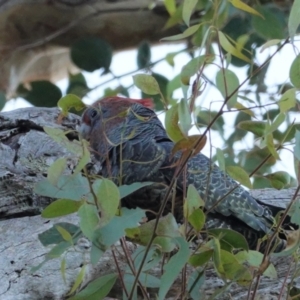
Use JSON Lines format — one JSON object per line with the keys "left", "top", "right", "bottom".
{"left": 82, "top": 96, "right": 154, "bottom": 122}
{"left": 80, "top": 96, "right": 155, "bottom": 140}
{"left": 91, "top": 96, "right": 154, "bottom": 109}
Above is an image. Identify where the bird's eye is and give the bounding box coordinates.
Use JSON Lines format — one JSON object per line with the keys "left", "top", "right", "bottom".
{"left": 90, "top": 109, "right": 98, "bottom": 119}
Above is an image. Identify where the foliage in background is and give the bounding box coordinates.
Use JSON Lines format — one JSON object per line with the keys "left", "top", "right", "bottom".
{"left": 11, "top": 0, "right": 300, "bottom": 298}
{"left": 4, "top": 0, "right": 300, "bottom": 189}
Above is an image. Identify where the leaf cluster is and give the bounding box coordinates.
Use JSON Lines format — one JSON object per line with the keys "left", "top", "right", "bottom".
{"left": 33, "top": 91, "right": 300, "bottom": 298}
{"left": 16, "top": 0, "right": 300, "bottom": 298}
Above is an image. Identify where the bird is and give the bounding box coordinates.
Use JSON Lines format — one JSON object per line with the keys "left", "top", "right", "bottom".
{"left": 79, "top": 96, "right": 289, "bottom": 252}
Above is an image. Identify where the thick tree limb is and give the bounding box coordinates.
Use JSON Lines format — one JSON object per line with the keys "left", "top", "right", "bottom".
{"left": 0, "top": 107, "right": 299, "bottom": 300}
{"left": 0, "top": 0, "right": 179, "bottom": 93}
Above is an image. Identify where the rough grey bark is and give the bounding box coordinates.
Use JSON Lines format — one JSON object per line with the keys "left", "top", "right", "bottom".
{"left": 0, "top": 107, "right": 299, "bottom": 300}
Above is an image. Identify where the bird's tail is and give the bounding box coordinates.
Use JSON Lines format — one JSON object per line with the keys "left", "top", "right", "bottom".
{"left": 205, "top": 213, "right": 288, "bottom": 253}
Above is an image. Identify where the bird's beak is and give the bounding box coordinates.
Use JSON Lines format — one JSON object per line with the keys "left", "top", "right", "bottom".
{"left": 78, "top": 123, "right": 91, "bottom": 140}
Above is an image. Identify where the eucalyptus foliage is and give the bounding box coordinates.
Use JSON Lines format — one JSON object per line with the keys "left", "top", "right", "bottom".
{"left": 27, "top": 0, "right": 300, "bottom": 298}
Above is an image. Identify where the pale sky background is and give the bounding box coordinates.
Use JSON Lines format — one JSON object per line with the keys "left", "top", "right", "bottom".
{"left": 2, "top": 42, "right": 300, "bottom": 178}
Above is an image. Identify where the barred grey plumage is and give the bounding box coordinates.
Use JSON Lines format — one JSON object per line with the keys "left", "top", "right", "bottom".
{"left": 80, "top": 97, "right": 287, "bottom": 252}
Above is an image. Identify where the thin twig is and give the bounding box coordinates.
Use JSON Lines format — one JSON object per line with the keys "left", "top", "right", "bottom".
{"left": 112, "top": 247, "right": 129, "bottom": 298}
{"left": 278, "top": 258, "right": 293, "bottom": 300}
{"left": 118, "top": 239, "right": 150, "bottom": 300}
{"left": 128, "top": 34, "right": 290, "bottom": 300}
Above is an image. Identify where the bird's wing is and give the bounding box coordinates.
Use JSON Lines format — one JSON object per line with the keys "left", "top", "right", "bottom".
{"left": 160, "top": 147, "right": 274, "bottom": 233}
{"left": 101, "top": 135, "right": 168, "bottom": 185}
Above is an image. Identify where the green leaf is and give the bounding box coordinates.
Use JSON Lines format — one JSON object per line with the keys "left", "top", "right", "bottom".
{"left": 0, "top": 91, "right": 6, "bottom": 111}
{"left": 208, "top": 228, "right": 249, "bottom": 251}
{"left": 164, "top": 3, "right": 184, "bottom": 29}
{"left": 237, "top": 120, "right": 266, "bottom": 136}
{"left": 187, "top": 270, "right": 205, "bottom": 300}
{"left": 227, "top": 110, "right": 252, "bottom": 146}
{"left": 229, "top": 0, "right": 263, "bottom": 18}
{"left": 103, "top": 85, "right": 129, "bottom": 98}
{"left": 161, "top": 24, "right": 200, "bottom": 41}
{"left": 35, "top": 173, "right": 89, "bottom": 200}
{"left": 184, "top": 184, "right": 204, "bottom": 218}
{"left": 93, "top": 179, "right": 120, "bottom": 225}
{"left": 133, "top": 74, "right": 161, "bottom": 95}
{"left": 57, "top": 94, "right": 86, "bottom": 116}
{"left": 78, "top": 202, "right": 100, "bottom": 239}
{"left": 55, "top": 225, "right": 73, "bottom": 242}
{"left": 158, "top": 237, "right": 190, "bottom": 300}
{"left": 234, "top": 102, "right": 254, "bottom": 117}
{"left": 278, "top": 88, "right": 296, "bottom": 112}
{"left": 216, "top": 148, "right": 226, "bottom": 171}
{"left": 242, "top": 146, "right": 276, "bottom": 174}
{"left": 189, "top": 209, "right": 206, "bottom": 232}
{"left": 294, "top": 130, "right": 300, "bottom": 161}
{"left": 124, "top": 273, "right": 161, "bottom": 289}
{"left": 137, "top": 41, "right": 151, "bottom": 69}
{"left": 216, "top": 68, "right": 239, "bottom": 108}
{"left": 178, "top": 98, "right": 191, "bottom": 135}
{"left": 90, "top": 243, "right": 104, "bottom": 265}
{"left": 290, "top": 201, "right": 300, "bottom": 227}
{"left": 260, "top": 39, "right": 282, "bottom": 53}
{"left": 167, "top": 74, "right": 181, "bottom": 98}
{"left": 17, "top": 81, "right": 62, "bottom": 107}
{"left": 66, "top": 73, "right": 90, "bottom": 98}
{"left": 288, "top": 0, "right": 300, "bottom": 42}
{"left": 290, "top": 55, "right": 300, "bottom": 88}
{"left": 130, "top": 246, "right": 162, "bottom": 272}
{"left": 68, "top": 265, "right": 86, "bottom": 295}
{"left": 71, "top": 37, "right": 112, "bottom": 72}
{"left": 93, "top": 208, "right": 145, "bottom": 248}
{"left": 38, "top": 222, "right": 80, "bottom": 246}
{"left": 236, "top": 250, "right": 277, "bottom": 279}
{"left": 42, "top": 199, "right": 83, "bottom": 218}
{"left": 47, "top": 157, "right": 67, "bottom": 186}
{"left": 219, "top": 249, "right": 252, "bottom": 284}
{"left": 152, "top": 236, "right": 177, "bottom": 252}
{"left": 61, "top": 257, "right": 67, "bottom": 284}
{"left": 127, "top": 214, "right": 180, "bottom": 252}
{"left": 226, "top": 165, "right": 252, "bottom": 189}
{"left": 119, "top": 182, "right": 153, "bottom": 198}
{"left": 165, "top": 52, "right": 179, "bottom": 67}
{"left": 218, "top": 31, "right": 251, "bottom": 63}
{"left": 189, "top": 249, "right": 214, "bottom": 267}
{"left": 165, "top": 103, "right": 185, "bottom": 142}
{"left": 171, "top": 135, "right": 207, "bottom": 157}
{"left": 211, "top": 238, "right": 223, "bottom": 273}
{"left": 164, "top": 0, "right": 176, "bottom": 15}
{"left": 265, "top": 171, "right": 291, "bottom": 190}
{"left": 181, "top": 55, "right": 214, "bottom": 85}
{"left": 264, "top": 133, "right": 279, "bottom": 160}
{"left": 182, "top": 0, "right": 198, "bottom": 26}
{"left": 252, "top": 6, "right": 285, "bottom": 40}
{"left": 264, "top": 113, "right": 286, "bottom": 135}
{"left": 73, "top": 139, "right": 91, "bottom": 175}
{"left": 262, "top": 108, "right": 281, "bottom": 121}
{"left": 69, "top": 273, "right": 117, "bottom": 300}
{"left": 142, "top": 73, "right": 169, "bottom": 110}
{"left": 46, "top": 241, "right": 72, "bottom": 259}
{"left": 124, "top": 276, "right": 138, "bottom": 300}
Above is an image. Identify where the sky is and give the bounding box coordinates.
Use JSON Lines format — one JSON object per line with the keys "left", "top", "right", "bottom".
{"left": 2, "top": 42, "right": 299, "bottom": 178}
